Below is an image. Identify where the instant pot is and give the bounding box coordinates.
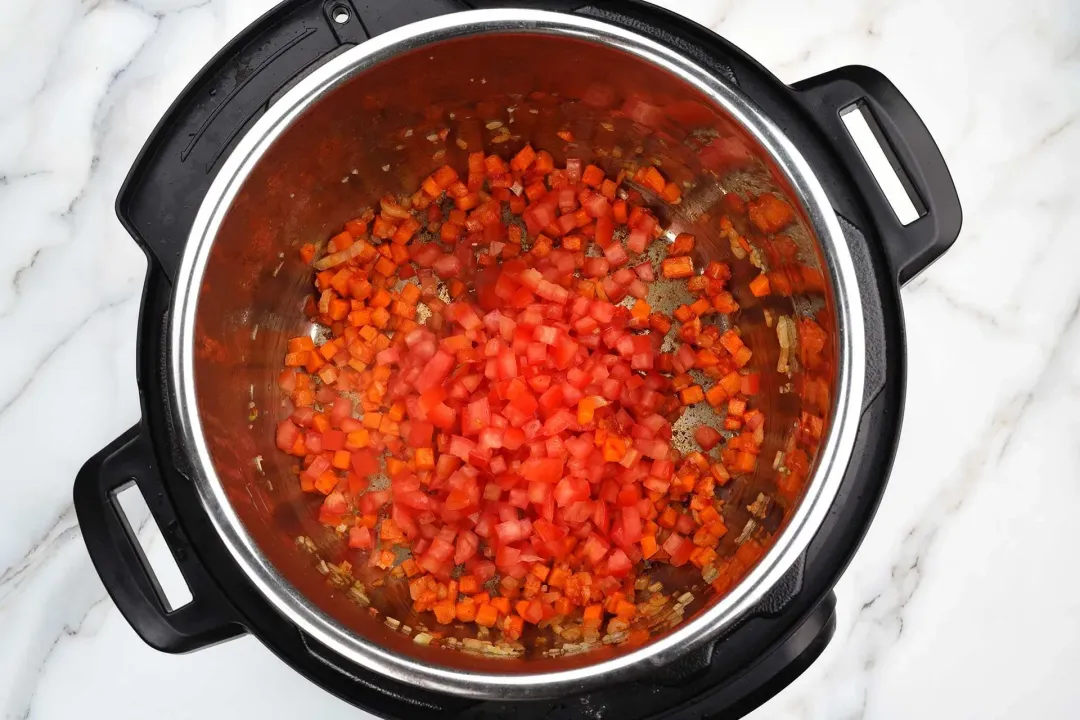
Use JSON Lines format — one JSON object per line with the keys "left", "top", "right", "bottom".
{"left": 75, "top": 0, "right": 961, "bottom": 717}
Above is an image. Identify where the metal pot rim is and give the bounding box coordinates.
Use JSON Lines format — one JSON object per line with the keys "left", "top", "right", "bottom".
{"left": 171, "top": 8, "right": 866, "bottom": 700}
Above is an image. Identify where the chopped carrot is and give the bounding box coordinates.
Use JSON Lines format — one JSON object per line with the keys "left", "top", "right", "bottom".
{"left": 490, "top": 596, "right": 511, "bottom": 616}
{"left": 374, "top": 257, "right": 396, "bottom": 277}
{"left": 679, "top": 385, "right": 705, "bottom": 405}
{"left": 669, "top": 233, "right": 695, "bottom": 257}
{"left": 749, "top": 273, "right": 771, "bottom": 297}
{"left": 661, "top": 256, "right": 694, "bottom": 279}
{"left": 415, "top": 447, "right": 435, "bottom": 470}
{"left": 433, "top": 599, "right": 456, "bottom": 625}
{"left": 582, "top": 164, "right": 605, "bottom": 187}
{"left": 614, "top": 599, "right": 636, "bottom": 620}
{"left": 613, "top": 199, "right": 628, "bottom": 224}
{"left": 456, "top": 598, "right": 477, "bottom": 623}
{"left": 719, "top": 329, "right": 744, "bottom": 354}
{"left": 503, "top": 614, "right": 525, "bottom": 641}
{"left": 641, "top": 535, "right": 659, "bottom": 559}
{"left": 288, "top": 336, "right": 315, "bottom": 353}
{"left": 331, "top": 450, "right": 350, "bottom": 470}
{"left": 578, "top": 396, "right": 597, "bottom": 425}
{"left": 748, "top": 193, "right": 795, "bottom": 234}
{"left": 284, "top": 351, "right": 309, "bottom": 367}
{"left": 642, "top": 166, "right": 667, "bottom": 194}
{"left": 299, "top": 243, "right": 316, "bottom": 264}
{"left": 314, "top": 471, "right": 337, "bottom": 495}
{"left": 475, "top": 603, "right": 499, "bottom": 627}
{"left": 510, "top": 144, "right": 537, "bottom": 172}
{"left": 661, "top": 182, "right": 682, "bottom": 203}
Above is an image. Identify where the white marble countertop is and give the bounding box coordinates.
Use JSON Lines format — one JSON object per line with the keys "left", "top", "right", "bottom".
{"left": 1, "top": 0, "right": 1078, "bottom": 717}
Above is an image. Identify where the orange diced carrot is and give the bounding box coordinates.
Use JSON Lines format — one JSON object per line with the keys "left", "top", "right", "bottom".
{"left": 641, "top": 535, "right": 658, "bottom": 559}
{"left": 679, "top": 385, "right": 705, "bottom": 405}
{"left": 476, "top": 603, "right": 499, "bottom": 627}
{"left": 749, "top": 273, "right": 771, "bottom": 297}
{"left": 661, "top": 256, "right": 694, "bottom": 279}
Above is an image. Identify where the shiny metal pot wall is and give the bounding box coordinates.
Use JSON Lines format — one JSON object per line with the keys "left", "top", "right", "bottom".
{"left": 171, "top": 10, "right": 864, "bottom": 699}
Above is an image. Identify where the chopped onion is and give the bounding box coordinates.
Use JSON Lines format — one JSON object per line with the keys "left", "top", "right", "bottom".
{"left": 777, "top": 347, "right": 790, "bottom": 374}
{"left": 729, "top": 234, "right": 747, "bottom": 260}
{"left": 776, "top": 315, "right": 796, "bottom": 349}
{"left": 314, "top": 241, "right": 368, "bottom": 271}
{"left": 380, "top": 195, "right": 412, "bottom": 219}
{"left": 776, "top": 315, "right": 796, "bottom": 373}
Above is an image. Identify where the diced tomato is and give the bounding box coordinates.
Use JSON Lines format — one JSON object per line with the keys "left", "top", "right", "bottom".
{"left": 496, "top": 545, "right": 522, "bottom": 568}
{"left": 454, "top": 530, "right": 479, "bottom": 565}
{"left": 276, "top": 147, "right": 786, "bottom": 647}
{"left": 603, "top": 242, "right": 629, "bottom": 267}
{"left": 349, "top": 525, "right": 373, "bottom": 550}
{"left": 521, "top": 457, "right": 565, "bottom": 483}
{"left": 694, "top": 426, "right": 722, "bottom": 451}
{"left": 604, "top": 548, "right": 632, "bottom": 577}
{"left": 553, "top": 477, "right": 589, "bottom": 507}
{"left": 582, "top": 533, "right": 610, "bottom": 566}
{"left": 621, "top": 507, "right": 643, "bottom": 544}
{"left": 276, "top": 419, "right": 299, "bottom": 453}
{"left": 351, "top": 448, "right": 379, "bottom": 477}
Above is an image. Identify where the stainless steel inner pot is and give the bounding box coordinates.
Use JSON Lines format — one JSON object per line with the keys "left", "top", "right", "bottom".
{"left": 171, "top": 9, "right": 864, "bottom": 699}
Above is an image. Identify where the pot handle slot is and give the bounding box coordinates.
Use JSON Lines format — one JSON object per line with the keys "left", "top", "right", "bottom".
{"left": 74, "top": 424, "right": 245, "bottom": 653}
{"left": 792, "top": 66, "right": 962, "bottom": 285}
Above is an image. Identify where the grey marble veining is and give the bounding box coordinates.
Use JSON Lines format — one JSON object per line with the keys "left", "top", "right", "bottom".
{"left": 0, "top": 0, "right": 1078, "bottom": 718}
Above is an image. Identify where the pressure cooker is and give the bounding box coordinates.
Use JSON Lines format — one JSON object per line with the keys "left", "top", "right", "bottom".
{"left": 75, "top": 1, "right": 961, "bottom": 717}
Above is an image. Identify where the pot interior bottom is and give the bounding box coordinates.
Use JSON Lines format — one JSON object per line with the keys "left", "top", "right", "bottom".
{"left": 186, "top": 25, "right": 838, "bottom": 681}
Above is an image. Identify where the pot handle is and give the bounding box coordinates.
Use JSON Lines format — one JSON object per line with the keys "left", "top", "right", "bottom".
{"left": 116, "top": 0, "right": 471, "bottom": 282}
{"left": 792, "top": 66, "right": 962, "bottom": 285}
{"left": 74, "top": 424, "right": 246, "bottom": 653}
{"left": 463, "top": 0, "right": 588, "bottom": 7}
